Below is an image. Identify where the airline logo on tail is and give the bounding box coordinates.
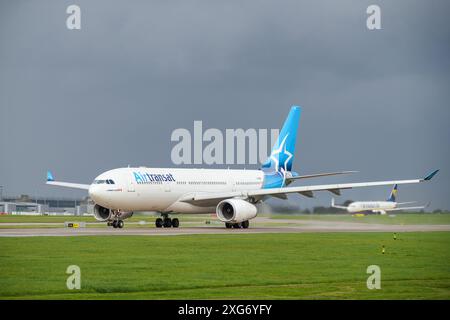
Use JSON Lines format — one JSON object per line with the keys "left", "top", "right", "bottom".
{"left": 269, "top": 134, "right": 293, "bottom": 173}
{"left": 387, "top": 184, "right": 398, "bottom": 202}
{"left": 262, "top": 106, "right": 301, "bottom": 188}
{"left": 47, "top": 171, "right": 54, "bottom": 182}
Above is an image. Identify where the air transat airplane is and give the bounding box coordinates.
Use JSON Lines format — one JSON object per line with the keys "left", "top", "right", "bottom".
{"left": 331, "top": 183, "right": 433, "bottom": 215}
{"left": 46, "top": 106, "right": 438, "bottom": 229}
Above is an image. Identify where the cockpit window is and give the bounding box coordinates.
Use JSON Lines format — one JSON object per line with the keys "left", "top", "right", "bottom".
{"left": 93, "top": 179, "right": 115, "bottom": 184}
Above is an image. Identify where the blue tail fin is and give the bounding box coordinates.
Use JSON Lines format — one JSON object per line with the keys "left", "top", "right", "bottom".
{"left": 387, "top": 184, "right": 398, "bottom": 202}
{"left": 262, "top": 106, "right": 301, "bottom": 173}
{"left": 47, "top": 171, "right": 54, "bottom": 182}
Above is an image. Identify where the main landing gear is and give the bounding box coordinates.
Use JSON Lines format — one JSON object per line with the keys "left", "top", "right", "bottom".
{"left": 155, "top": 214, "right": 179, "bottom": 228}
{"left": 225, "top": 220, "right": 249, "bottom": 229}
{"left": 108, "top": 220, "right": 124, "bottom": 229}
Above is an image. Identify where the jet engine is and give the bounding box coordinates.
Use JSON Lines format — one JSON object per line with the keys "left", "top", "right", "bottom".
{"left": 93, "top": 204, "right": 133, "bottom": 221}
{"left": 94, "top": 204, "right": 111, "bottom": 221}
{"left": 216, "top": 199, "right": 257, "bottom": 223}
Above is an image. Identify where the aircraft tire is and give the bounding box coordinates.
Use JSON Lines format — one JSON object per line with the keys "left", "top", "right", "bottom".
{"left": 163, "top": 218, "right": 172, "bottom": 228}
{"left": 241, "top": 220, "right": 249, "bottom": 229}
{"left": 172, "top": 218, "right": 179, "bottom": 228}
{"left": 232, "top": 223, "right": 241, "bottom": 229}
{"left": 155, "top": 218, "right": 163, "bottom": 228}
{"left": 225, "top": 223, "right": 233, "bottom": 229}
{"left": 117, "top": 220, "right": 124, "bottom": 229}
{"left": 112, "top": 221, "right": 118, "bottom": 228}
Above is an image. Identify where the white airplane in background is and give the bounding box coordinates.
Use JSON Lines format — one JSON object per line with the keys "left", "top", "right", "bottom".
{"left": 46, "top": 106, "right": 439, "bottom": 229}
{"left": 331, "top": 184, "right": 431, "bottom": 215}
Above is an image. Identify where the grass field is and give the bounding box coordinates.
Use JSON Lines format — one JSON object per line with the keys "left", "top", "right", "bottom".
{"left": 1, "top": 232, "right": 449, "bottom": 299}
{"left": 269, "top": 213, "right": 450, "bottom": 225}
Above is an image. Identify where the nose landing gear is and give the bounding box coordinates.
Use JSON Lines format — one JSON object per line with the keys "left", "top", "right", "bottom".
{"left": 108, "top": 210, "right": 125, "bottom": 229}
{"left": 155, "top": 214, "right": 179, "bottom": 228}
{"left": 109, "top": 220, "right": 124, "bottom": 229}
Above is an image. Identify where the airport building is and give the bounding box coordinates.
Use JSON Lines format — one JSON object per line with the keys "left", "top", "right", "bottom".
{"left": 0, "top": 194, "right": 93, "bottom": 216}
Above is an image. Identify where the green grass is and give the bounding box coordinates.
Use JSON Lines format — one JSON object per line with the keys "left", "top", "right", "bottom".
{"left": 270, "top": 213, "right": 450, "bottom": 225}
{"left": 1, "top": 232, "right": 449, "bottom": 299}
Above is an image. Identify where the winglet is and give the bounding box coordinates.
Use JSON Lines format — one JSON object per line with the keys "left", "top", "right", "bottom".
{"left": 423, "top": 169, "right": 439, "bottom": 181}
{"left": 47, "top": 171, "right": 54, "bottom": 182}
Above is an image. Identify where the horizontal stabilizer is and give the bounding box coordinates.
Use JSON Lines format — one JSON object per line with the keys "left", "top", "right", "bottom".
{"left": 331, "top": 198, "right": 348, "bottom": 210}
{"left": 287, "top": 170, "right": 358, "bottom": 181}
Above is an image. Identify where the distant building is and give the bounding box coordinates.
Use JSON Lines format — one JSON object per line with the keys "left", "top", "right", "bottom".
{"left": 0, "top": 194, "right": 93, "bottom": 215}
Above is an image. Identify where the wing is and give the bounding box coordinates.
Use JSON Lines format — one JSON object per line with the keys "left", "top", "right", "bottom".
{"left": 386, "top": 206, "right": 427, "bottom": 212}
{"left": 46, "top": 181, "right": 90, "bottom": 190}
{"left": 180, "top": 170, "right": 439, "bottom": 207}
{"left": 286, "top": 170, "right": 358, "bottom": 181}
{"left": 45, "top": 171, "right": 90, "bottom": 190}
{"left": 387, "top": 202, "right": 431, "bottom": 212}
{"left": 396, "top": 201, "right": 417, "bottom": 205}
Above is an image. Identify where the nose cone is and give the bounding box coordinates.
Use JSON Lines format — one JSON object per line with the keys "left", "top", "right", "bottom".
{"left": 89, "top": 184, "right": 105, "bottom": 204}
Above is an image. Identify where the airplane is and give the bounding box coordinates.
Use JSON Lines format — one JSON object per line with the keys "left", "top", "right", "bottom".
{"left": 46, "top": 106, "right": 439, "bottom": 229}
{"left": 331, "top": 184, "right": 432, "bottom": 215}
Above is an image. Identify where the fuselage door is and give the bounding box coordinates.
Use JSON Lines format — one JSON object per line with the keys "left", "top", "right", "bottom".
{"left": 229, "top": 175, "right": 236, "bottom": 192}
{"left": 128, "top": 180, "right": 135, "bottom": 192}
{"left": 164, "top": 181, "right": 171, "bottom": 192}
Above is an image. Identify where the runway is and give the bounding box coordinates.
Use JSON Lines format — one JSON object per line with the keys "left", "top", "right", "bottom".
{"left": 1, "top": 218, "right": 449, "bottom": 237}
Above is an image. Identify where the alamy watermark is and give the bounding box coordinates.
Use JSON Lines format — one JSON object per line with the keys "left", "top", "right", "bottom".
{"left": 66, "top": 265, "right": 81, "bottom": 290}
{"left": 66, "top": 5, "right": 81, "bottom": 30}
{"left": 366, "top": 265, "right": 381, "bottom": 289}
{"left": 65, "top": 5, "right": 381, "bottom": 33}
{"left": 171, "top": 121, "right": 279, "bottom": 165}
{"left": 366, "top": 5, "right": 381, "bottom": 30}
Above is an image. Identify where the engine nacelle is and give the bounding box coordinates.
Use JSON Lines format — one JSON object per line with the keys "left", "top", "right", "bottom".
{"left": 94, "top": 204, "right": 111, "bottom": 221}
{"left": 216, "top": 199, "right": 257, "bottom": 223}
{"left": 93, "top": 204, "right": 133, "bottom": 221}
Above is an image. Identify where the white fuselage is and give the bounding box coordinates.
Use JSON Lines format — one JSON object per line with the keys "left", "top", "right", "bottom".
{"left": 89, "top": 167, "right": 264, "bottom": 213}
{"left": 347, "top": 201, "right": 397, "bottom": 214}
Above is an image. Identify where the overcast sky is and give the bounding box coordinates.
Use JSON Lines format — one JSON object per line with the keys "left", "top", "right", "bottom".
{"left": 1, "top": 0, "right": 449, "bottom": 210}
